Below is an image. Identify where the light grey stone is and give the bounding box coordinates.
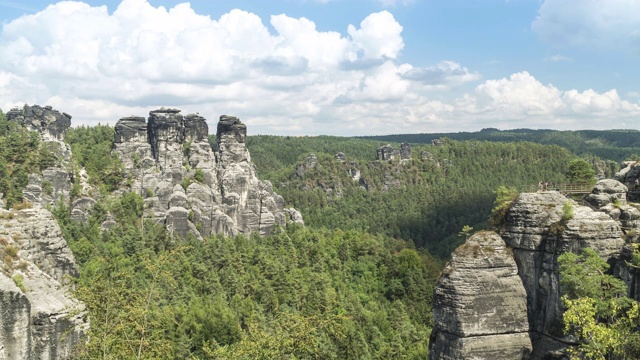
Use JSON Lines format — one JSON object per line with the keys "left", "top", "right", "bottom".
{"left": 429, "top": 232, "right": 532, "bottom": 359}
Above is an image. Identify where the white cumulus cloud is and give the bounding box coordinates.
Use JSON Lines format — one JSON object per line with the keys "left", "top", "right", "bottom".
{"left": 0, "top": 0, "right": 638, "bottom": 135}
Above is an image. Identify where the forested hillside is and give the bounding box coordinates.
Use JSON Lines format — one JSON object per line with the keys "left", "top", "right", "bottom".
{"left": 358, "top": 128, "right": 640, "bottom": 162}
{"left": 54, "top": 194, "right": 439, "bottom": 359}
{"left": 3, "top": 104, "right": 636, "bottom": 358}
{"left": 246, "top": 136, "right": 584, "bottom": 257}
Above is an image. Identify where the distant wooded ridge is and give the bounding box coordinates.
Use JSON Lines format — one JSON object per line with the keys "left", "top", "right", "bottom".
{"left": 357, "top": 128, "right": 640, "bottom": 162}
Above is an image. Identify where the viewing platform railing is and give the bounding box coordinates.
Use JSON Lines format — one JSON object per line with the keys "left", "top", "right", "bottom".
{"left": 522, "top": 183, "right": 594, "bottom": 194}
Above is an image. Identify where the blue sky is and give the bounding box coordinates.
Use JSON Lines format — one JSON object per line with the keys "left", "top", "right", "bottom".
{"left": 0, "top": 0, "right": 638, "bottom": 135}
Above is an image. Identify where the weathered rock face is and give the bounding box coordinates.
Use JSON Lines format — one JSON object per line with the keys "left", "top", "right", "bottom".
{"left": 615, "top": 161, "right": 640, "bottom": 183}
{"left": 113, "top": 110, "right": 301, "bottom": 239}
{"left": 429, "top": 232, "right": 532, "bottom": 359}
{"left": 400, "top": 142, "right": 411, "bottom": 159}
{"left": 0, "top": 207, "right": 87, "bottom": 359}
{"left": 430, "top": 191, "right": 628, "bottom": 359}
{"left": 502, "top": 192, "right": 625, "bottom": 357}
{"left": 6, "top": 105, "right": 74, "bottom": 207}
{"left": 377, "top": 144, "right": 394, "bottom": 160}
{"left": 376, "top": 143, "right": 412, "bottom": 161}
{"left": 6, "top": 105, "right": 71, "bottom": 141}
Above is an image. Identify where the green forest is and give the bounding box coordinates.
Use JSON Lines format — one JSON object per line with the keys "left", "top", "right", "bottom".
{"left": 245, "top": 135, "right": 591, "bottom": 257}
{"left": 359, "top": 128, "right": 640, "bottom": 162}
{"left": 2, "top": 106, "right": 640, "bottom": 358}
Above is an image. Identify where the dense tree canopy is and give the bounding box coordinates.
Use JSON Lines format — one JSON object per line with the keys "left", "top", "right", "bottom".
{"left": 559, "top": 249, "right": 640, "bottom": 359}
{"left": 53, "top": 195, "right": 441, "bottom": 359}
{"left": 565, "top": 158, "right": 597, "bottom": 185}
{"left": 247, "top": 137, "right": 577, "bottom": 257}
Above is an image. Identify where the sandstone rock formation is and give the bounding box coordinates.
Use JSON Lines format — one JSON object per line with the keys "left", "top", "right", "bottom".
{"left": 0, "top": 207, "right": 87, "bottom": 359}
{"left": 5, "top": 105, "right": 71, "bottom": 141}
{"left": 430, "top": 190, "right": 628, "bottom": 359}
{"left": 113, "top": 109, "right": 302, "bottom": 239}
{"left": 502, "top": 192, "right": 624, "bottom": 358}
{"left": 6, "top": 105, "right": 73, "bottom": 207}
{"left": 615, "top": 160, "right": 640, "bottom": 184}
{"left": 376, "top": 142, "right": 411, "bottom": 161}
{"left": 429, "top": 232, "right": 532, "bottom": 359}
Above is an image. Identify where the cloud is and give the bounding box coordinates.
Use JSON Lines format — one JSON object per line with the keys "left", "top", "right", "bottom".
{"left": 0, "top": 0, "right": 638, "bottom": 135}
{"left": 400, "top": 61, "right": 481, "bottom": 88}
{"left": 0, "top": 1, "right": 411, "bottom": 131}
{"left": 347, "top": 11, "right": 404, "bottom": 59}
{"left": 463, "top": 72, "right": 640, "bottom": 129}
{"left": 532, "top": 0, "right": 640, "bottom": 51}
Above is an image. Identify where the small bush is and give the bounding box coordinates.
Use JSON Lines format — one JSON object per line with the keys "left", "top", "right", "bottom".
{"left": 194, "top": 168, "right": 205, "bottom": 183}
{"left": 0, "top": 212, "right": 14, "bottom": 220}
{"left": 562, "top": 201, "right": 575, "bottom": 221}
{"left": 42, "top": 181, "right": 53, "bottom": 196}
{"left": 489, "top": 186, "right": 519, "bottom": 229}
{"left": 16, "top": 261, "right": 28, "bottom": 271}
{"left": 3, "top": 254, "right": 13, "bottom": 268}
{"left": 549, "top": 221, "right": 567, "bottom": 235}
{"left": 183, "top": 141, "right": 191, "bottom": 158}
{"left": 12, "top": 273, "right": 25, "bottom": 292}
{"left": 181, "top": 177, "right": 192, "bottom": 191}
{"left": 4, "top": 245, "right": 18, "bottom": 258}
{"left": 145, "top": 188, "right": 155, "bottom": 198}
{"left": 612, "top": 198, "right": 622, "bottom": 208}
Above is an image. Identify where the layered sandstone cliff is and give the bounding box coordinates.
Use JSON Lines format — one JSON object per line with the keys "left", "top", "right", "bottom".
{"left": 429, "top": 232, "right": 532, "bottom": 359}
{"left": 430, "top": 184, "right": 632, "bottom": 359}
{"left": 0, "top": 207, "right": 87, "bottom": 359}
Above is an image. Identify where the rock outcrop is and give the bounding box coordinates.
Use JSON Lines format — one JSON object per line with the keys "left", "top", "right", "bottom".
{"left": 6, "top": 105, "right": 74, "bottom": 207}
{"left": 0, "top": 207, "right": 87, "bottom": 359}
{"left": 430, "top": 190, "right": 628, "bottom": 359}
{"left": 429, "top": 232, "right": 532, "bottom": 359}
{"left": 376, "top": 142, "right": 411, "bottom": 161}
{"left": 5, "top": 105, "right": 71, "bottom": 141}
{"left": 502, "top": 192, "right": 624, "bottom": 358}
{"left": 113, "top": 109, "right": 301, "bottom": 239}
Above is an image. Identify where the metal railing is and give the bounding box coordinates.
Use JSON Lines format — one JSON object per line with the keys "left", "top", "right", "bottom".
{"left": 522, "top": 183, "right": 594, "bottom": 194}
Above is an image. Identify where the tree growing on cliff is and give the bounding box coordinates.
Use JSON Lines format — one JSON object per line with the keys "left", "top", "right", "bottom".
{"left": 566, "top": 158, "right": 597, "bottom": 185}
{"left": 489, "top": 186, "right": 518, "bottom": 229}
{"left": 559, "top": 248, "right": 640, "bottom": 359}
